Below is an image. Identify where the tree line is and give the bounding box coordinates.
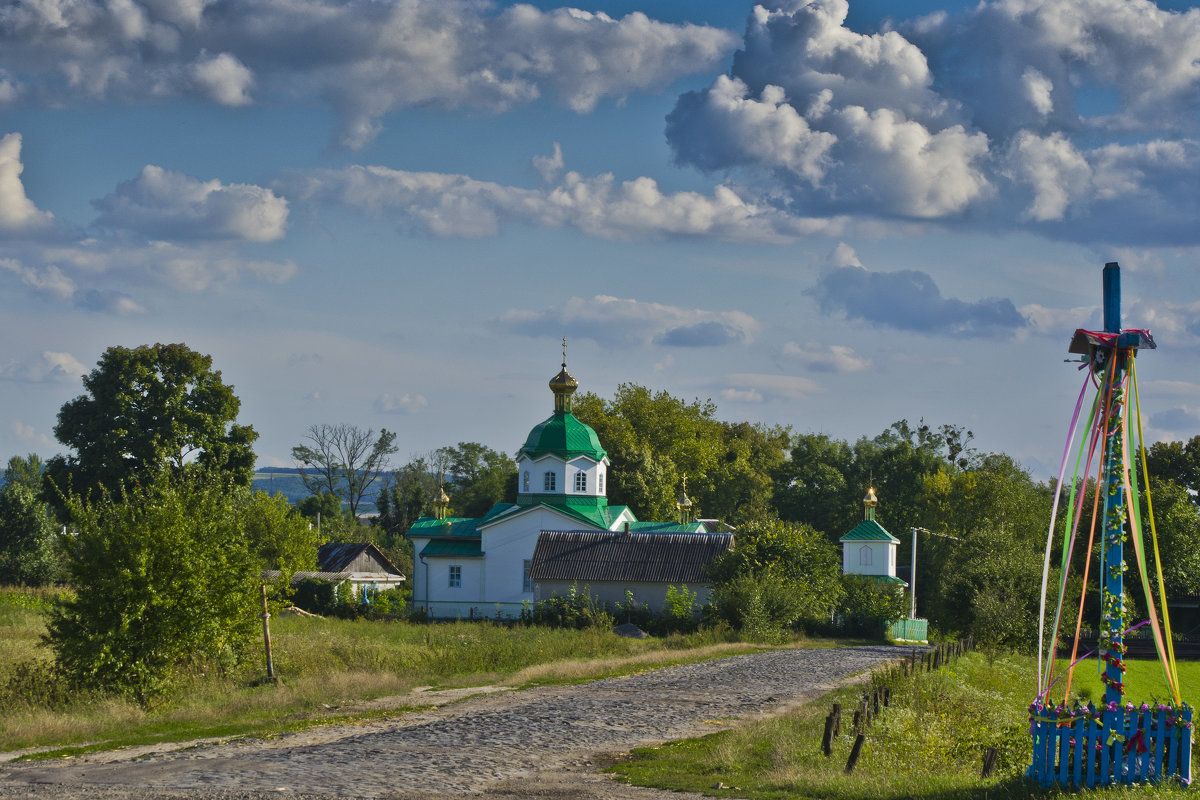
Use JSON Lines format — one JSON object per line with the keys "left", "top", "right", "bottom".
{"left": 2, "top": 342, "right": 1199, "bottom": 700}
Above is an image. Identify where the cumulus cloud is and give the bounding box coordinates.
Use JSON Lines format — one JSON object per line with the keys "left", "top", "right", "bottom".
{"left": 492, "top": 295, "right": 760, "bottom": 349}
{"left": 0, "top": 257, "right": 75, "bottom": 300}
{"left": 76, "top": 288, "right": 147, "bottom": 314}
{"left": 0, "top": 350, "right": 87, "bottom": 382}
{"left": 718, "top": 373, "right": 822, "bottom": 402}
{"left": 374, "top": 393, "right": 429, "bottom": 413}
{"left": 0, "top": 133, "right": 54, "bottom": 233}
{"left": 280, "top": 149, "right": 846, "bottom": 242}
{"left": 782, "top": 341, "right": 871, "bottom": 373}
{"left": 659, "top": 0, "right": 1200, "bottom": 243}
{"left": 808, "top": 263, "right": 1029, "bottom": 337}
{"left": 0, "top": 0, "right": 735, "bottom": 147}
{"left": 93, "top": 165, "right": 288, "bottom": 242}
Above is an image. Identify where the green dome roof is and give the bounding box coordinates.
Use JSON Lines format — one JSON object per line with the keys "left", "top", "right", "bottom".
{"left": 519, "top": 412, "right": 607, "bottom": 461}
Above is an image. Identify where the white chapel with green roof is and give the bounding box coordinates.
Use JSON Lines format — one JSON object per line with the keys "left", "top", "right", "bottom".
{"left": 407, "top": 357, "right": 708, "bottom": 619}
{"left": 839, "top": 486, "right": 907, "bottom": 587}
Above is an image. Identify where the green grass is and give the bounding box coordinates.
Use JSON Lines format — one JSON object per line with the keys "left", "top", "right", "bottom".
{"left": 0, "top": 588, "right": 788, "bottom": 756}
{"left": 610, "top": 650, "right": 1195, "bottom": 799}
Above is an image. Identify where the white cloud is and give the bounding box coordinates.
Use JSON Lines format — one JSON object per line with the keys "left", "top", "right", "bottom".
{"left": 0, "top": 133, "right": 54, "bottom": 233}
{"left": 492, "top": 295, "right": 761, "bottom": 349}
{"left": 11, "top": 420, "right": 52, "bottom": 446}
{"left": 281, "top": 152, "right": 846, "bottom": 242}
{"left": 189, "top": 51, "right": 254, "bottom": 106}
{"left": 93, "top": 165, "right": 288, "bottom": 241}
{"left": 0, "top": 257, "right": 75, "bottom": 300}
{"left": 0, "top": 350, "right": 87, "bottom": 382}
{"left": 0, "top": 0, "right": 736, "bottom": 148}
{"left": 782, "top": 342, "right": 871, "bottom": 373}
{"left": 720, "top": 373, "right": 822, "bottom": 402}
{"left": 374, "top": 392, "right": 428, "bottom": 414}
{"left": 656, "top": 0, "right": 1200, "bottom": 242}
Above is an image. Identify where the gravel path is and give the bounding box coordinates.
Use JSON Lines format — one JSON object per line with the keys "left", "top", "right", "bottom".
{"left": 0, "top": 645, "right": 906, "bottom": 800}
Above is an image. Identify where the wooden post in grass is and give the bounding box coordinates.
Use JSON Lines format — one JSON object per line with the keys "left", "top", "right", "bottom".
{"left": 260, "top": 584, "right": 278, "bottom": 684}
{"left": 981, "top": 747, "right": 999, "bottom": 778}
{"left": 845, "top": 734, "right": 866, "bottom": 774}
{"left": 831, "top": 703, "right": 841, "bottom": 737}
{"left": 822, "top": 713, "right": 837, "bottom": 757}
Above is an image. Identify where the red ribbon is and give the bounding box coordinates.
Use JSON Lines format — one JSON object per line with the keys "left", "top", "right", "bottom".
{"left": 1124, "top": 729, "right": 1148, "bottom": 755}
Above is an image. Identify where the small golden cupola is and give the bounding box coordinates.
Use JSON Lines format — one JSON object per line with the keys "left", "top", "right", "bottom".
{"left": 549, "top": 337, "right": 579, "bottom": 414}
{"left": 863, "top": 486, "right": 878, "bottom": 521}
{"left": 677, "top": 476, "right": 694, "bottom": 525}
{"left": 433, "top": 485, "right": 450, "bottom": 521}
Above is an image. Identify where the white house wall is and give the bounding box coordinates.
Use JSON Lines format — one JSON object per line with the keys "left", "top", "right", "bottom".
{"left": 480, "top": 507, "right": 604, "bottom": 613}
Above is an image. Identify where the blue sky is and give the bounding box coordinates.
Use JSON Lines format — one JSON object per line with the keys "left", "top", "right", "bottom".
{"left": 2, "top": 0, "right": 1199, "bottom": 481}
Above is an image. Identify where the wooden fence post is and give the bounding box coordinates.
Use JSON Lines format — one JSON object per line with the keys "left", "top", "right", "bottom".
{"left": 845, "top": 734, "right": 866, "bottom": 774}
{"left": 822, "top": 714, "right": 836, "bottom": 757}
{"left": 981, "top": 747, "right": 999, "bottom": 778}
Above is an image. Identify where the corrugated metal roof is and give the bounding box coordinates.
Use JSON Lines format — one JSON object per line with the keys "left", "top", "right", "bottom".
{"left": 529, "top": 530, "right": 732, "bottom": 584}
{"left": 317, "top": 542, "right": 403, "bottom": 575}
{"left": 839, "top": 520, "right": 899, "bottom": 543}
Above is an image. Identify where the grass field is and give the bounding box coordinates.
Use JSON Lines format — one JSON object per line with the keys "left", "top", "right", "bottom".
{"left": 0, "top": 587, "right": 774, "bottom": 755}
{"left": 610, "top": 649, "right": 1196, "bottom": 799}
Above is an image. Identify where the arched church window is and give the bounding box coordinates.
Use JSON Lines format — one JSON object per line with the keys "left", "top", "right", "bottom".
{"left": 859, "top": 545, "right": 873, "bottom": 567}
{"left": 574, "top": 471, "right": 587, "bottom": 492}
{"left": 544, "top": 471, "right": 556, "bottom": 491}
{"left": 599, "top": 472, "right": 604, "bottom": 492}
{"left": 523, "top": 471, "right": 530, "bottom": 491}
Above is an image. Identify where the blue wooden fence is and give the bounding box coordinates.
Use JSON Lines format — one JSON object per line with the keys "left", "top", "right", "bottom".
{"left": 1028, "top": 701, "right": 1193, "bottom": 787}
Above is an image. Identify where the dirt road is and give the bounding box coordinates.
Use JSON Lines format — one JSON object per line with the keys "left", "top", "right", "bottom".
{"left": 0, "top": 645, "right": 904, "bottom": 799}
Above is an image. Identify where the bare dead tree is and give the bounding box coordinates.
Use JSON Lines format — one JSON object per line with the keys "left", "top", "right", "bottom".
{"left": 291, "top": 424, "right": 398, "bottom": 517}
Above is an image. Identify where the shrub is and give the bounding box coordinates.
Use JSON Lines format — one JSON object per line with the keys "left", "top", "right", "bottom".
{"left": 837, "top": 573, "right": 908, "bottom": 637}
{"left": 531, "top": 583, "right": 613, "bottom": 630}
{"left": 711, "top": 567, "right": 806, "bottom": 642}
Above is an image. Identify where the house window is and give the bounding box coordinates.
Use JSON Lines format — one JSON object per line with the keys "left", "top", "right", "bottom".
{"left": 859, "top": 545, "right": 873, "bottom": 567}
{"left": 544, "top": 471, "right": 556, "bottom": 491}
{"left": 599, "top": 471, "right": 604, "bottom": 493}
{"left": 523, "top": 471, "right": 530, "bottom": 491}
{"left": 523, "top": 559, "right": 533, "bottom": 592}
{"left": 574, "top": 471, "right": 587, "bottom": 492}
{"left": 449, "top": 565, "right": 462, "bottom": 588}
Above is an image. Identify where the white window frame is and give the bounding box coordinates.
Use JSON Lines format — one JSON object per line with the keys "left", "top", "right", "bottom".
{"left": 544, "top": 471, "right": 556, "bottom": 491}
{"left": 574, "top": 471, "right": 587, "bottom": 492}
{"left": 522, "top": 471, "right": 530, "bottom": 491}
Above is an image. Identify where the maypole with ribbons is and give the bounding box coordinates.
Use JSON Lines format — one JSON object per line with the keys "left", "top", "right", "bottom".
{"left": 1028, "top": 262, "right": 1191, "bottom": 788}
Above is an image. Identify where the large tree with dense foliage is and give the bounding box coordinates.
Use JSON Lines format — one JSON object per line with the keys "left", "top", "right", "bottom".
{"left": 47, "top": 475, "right": 316, "bottom": 704}
{"left": 45, "top": 343, "right": 256, "bottom": 512}
{"left": 292, "top": 424, "right": 397, "bottom": 517}
{"left": 437, "top": 442, "right": 516, "bottom": 518}
{"left": 707, "top": 519, "right": 843, "bottom": 636}
{"left": 0, "top": 481, "right": 55, "bottom": 586}
{"left": 574, "top": 384, "right": 788, "bottom": 523}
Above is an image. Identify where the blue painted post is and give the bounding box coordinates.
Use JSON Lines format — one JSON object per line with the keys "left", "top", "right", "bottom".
{"left": 1100, "top": 262, "right": 1127, "bottom": 711}
{"left": 1181, "top": 706, "right": 1192, "bottom": 785}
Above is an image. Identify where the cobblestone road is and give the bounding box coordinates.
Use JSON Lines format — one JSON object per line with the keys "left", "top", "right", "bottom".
{"left": 0, "top": 645, "right": 905, "bottom": 799}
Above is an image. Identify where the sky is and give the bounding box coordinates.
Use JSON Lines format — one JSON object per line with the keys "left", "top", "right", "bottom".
{"left": 2, "top": 0, "right": 1200, "bottom": 483}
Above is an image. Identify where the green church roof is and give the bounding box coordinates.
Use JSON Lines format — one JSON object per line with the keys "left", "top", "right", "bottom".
{"left": 519, "top": 411, "right": 607, "bottom": 462}
{"left": 839, "top": 519, "right": 900, "bottom": 543}
{"left": 419, "top": 538, "right": 483, "bottom": 557}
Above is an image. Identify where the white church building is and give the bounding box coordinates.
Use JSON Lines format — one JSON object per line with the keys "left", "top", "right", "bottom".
{"left": 407, "top": 358, "right": 710, "bottom": 619}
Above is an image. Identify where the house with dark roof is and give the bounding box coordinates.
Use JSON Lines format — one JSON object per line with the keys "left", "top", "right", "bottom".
{"left": 406, "top": 356, "right": 713, "bottom": 619}
{"left": 530, "top": 528, "right": 732, "bottom": 611}
{"left": 271, "top": 542, "right": 405, "bottom": 598}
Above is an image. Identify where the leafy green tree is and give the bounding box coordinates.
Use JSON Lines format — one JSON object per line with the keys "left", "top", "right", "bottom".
{"left": 1141, "top": 478, "right": 1200, "bottom": 600}
{"left": 45, "top": 343, "right": 256, "bottom": 513}
{"left": 242, "top": 490, "right": 320, "bottom": 595}
{"left": 376, "top": 457, "right": 438, "bottom": 535}
{"left": 47, "top": 476, "right": 265, "bottom": 704}
{"left": 296, "top": 491, "right": 342, "bottom": 523}
{"left": 3, "top": 453, "right": 45, "bottom": 492}
{"left": 1144, "top": 436, "right": 1200, "bottom": 501}
{"left": 701, "top": 422, "right": 790, "bottom": 525}
{"left": 292, "top": 424, "right": 397, "bottom": 516}
{"left": 437, "top": 442, "right": 516, "bottom": 518}
{"left": 838, "top": 574, "right": 908, "bottom": 637}
{"left": 708, "top": 519, "right": 843, "bottom": 632}
{"left": 0, "top": 482, "right": 56, "bottom": 586}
